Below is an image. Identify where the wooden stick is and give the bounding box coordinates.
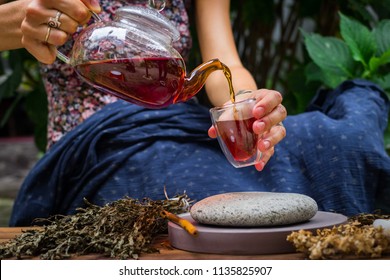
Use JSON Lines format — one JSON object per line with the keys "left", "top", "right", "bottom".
{"left": 161, "top": 210, "right": 198, "bottom": 236}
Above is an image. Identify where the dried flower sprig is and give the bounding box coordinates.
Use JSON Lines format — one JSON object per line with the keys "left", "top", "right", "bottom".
{"left": 287, "top": 213, "right": 390, "bottom": 259}
{"left": 0, "top": 193, "right": 193, "bottom": 260}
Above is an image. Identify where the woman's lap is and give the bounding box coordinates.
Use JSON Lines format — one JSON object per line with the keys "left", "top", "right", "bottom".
{"left": 10, "top": 79, "right": 390, "bottom": 226}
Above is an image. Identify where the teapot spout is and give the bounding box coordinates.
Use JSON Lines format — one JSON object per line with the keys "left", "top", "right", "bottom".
{"left": 175, "top": 58, "right": 232, "bottom": 103}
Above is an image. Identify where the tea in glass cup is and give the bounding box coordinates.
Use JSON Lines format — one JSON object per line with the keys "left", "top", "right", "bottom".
{"left": 210, "top": 98, "right": 262, "bottom": 168}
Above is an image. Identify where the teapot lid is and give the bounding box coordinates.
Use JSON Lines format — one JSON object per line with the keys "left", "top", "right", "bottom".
{"left": 115, "top": 6, "right": 180, "bottom": 42}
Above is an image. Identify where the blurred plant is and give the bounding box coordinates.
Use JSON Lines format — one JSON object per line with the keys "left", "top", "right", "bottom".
{"left": 302, "top": 13, "right": 390, "bottom": 150}
{"left": 226, "top": 0, "right": 390, "bottom": 115}
{"left": 0, "top": 49, "right": 47, "bottom": 153}
{"left": 302, "top": 13, "right": 390, "bottom": 93}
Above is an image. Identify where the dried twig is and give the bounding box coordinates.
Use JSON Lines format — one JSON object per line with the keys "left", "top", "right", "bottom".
{"left": 0, "top": 194, "right": 192, "bottom": 260}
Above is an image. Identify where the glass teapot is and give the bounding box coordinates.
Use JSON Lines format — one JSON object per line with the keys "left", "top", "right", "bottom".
{"left": 57, "top": 4, "right": 232, "bottom": 109}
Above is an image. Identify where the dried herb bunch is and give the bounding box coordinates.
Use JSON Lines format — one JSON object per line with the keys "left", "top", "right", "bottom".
{"left": 287, "top": 213, "right": 390, "bottom": 259}
{"left": 0, "top": 193, "right": 191, "bottom": 260}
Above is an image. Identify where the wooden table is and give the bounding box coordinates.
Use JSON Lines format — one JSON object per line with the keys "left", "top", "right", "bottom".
{"left": 0, "top": 227, "right": 306, "bottom": 260}
{"left": 2, "top": 227, "right": 390, "bottom": 260}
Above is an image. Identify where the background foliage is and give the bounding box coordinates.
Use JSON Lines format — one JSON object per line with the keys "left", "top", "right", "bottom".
{"left": 1, "top": 0, "right": 390, "bottom": 153}
{"left": 0, "top": 49, "right": 47, "bottom": 152}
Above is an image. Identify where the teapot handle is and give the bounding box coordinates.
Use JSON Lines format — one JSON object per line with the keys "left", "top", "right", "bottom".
{"left": 56, "top": 11, "right": 102, "bottom": 64}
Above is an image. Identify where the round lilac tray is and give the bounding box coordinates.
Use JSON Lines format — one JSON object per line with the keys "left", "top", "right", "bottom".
{"left": 168, "top": 211, "right": 347, "bottom": 255}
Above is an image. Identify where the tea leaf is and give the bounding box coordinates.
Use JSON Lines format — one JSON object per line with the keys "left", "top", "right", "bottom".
{"left": 339, "top": 12, "right": 376, "bottom": 67}
{"left": 0, "top": 194, "right": 193, "bottom": 260}
{"left": 302, "top": 31, "right": 355, "bottom": 78}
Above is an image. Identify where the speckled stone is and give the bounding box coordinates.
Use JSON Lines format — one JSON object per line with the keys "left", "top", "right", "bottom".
{"left": 190, "top": 192, "right": 318, "bottom": 227}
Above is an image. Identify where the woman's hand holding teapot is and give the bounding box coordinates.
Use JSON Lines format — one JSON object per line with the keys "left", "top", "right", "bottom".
{"left": 21, "top": 0, "right": 101, "bottom": 64}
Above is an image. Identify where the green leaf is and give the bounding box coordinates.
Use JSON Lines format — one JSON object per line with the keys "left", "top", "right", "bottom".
{"left": 304, "top": 62, "right": 325, "bottom": 83}
{"left": 373, "top": 72, "right": 390, "bottom": 91}
{"left": 305, "top": 62, "right": 347, "bottom": 89}
{"left": 285, "top": 65, "right": 318, "bottom": 114}
{"left": 373, "top": 19, "right": 390, "bottom": 55}
{"left": 369, "top": 49, "right": 390, "bottom": 73}
{"left": 302, "top": 31, "right": 355, "bottom": 77}
{"left": 339, "top": 12, "right": 376, "bottom": 66}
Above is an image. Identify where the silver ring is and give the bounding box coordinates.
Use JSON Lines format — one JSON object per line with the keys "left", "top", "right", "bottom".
{"left": 44, "top": 26, "right": 52, "bottom": 43}
{"left": 48, "top": 11, "right": 62, "bottom": 29}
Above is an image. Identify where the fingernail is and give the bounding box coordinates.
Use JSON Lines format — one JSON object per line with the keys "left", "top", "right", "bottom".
{"left": 253, "top": 106, "right": 265, "bottom": 118}
{"left": 254, "top": 121, "right": 265, "bottom": 133}
{"left": 255, "top": 161, "right": 265, "bottom": 171}
{"left": 263, "top": 140, "right": 271, "bottom": 150}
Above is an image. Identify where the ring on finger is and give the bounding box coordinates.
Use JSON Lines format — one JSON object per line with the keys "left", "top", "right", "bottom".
{"left": 44, "top": 26, "right": 52, "bottom": 43}
{"left": 48, "top": 11, "right": 62, "bottom": 29}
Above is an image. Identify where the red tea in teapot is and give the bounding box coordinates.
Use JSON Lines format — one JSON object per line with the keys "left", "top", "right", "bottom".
{"left": 59, "top": 6, "right": 237, "bottom": 108}
{"left": 75, "top": 57, "right": 185, "bottom": 108}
